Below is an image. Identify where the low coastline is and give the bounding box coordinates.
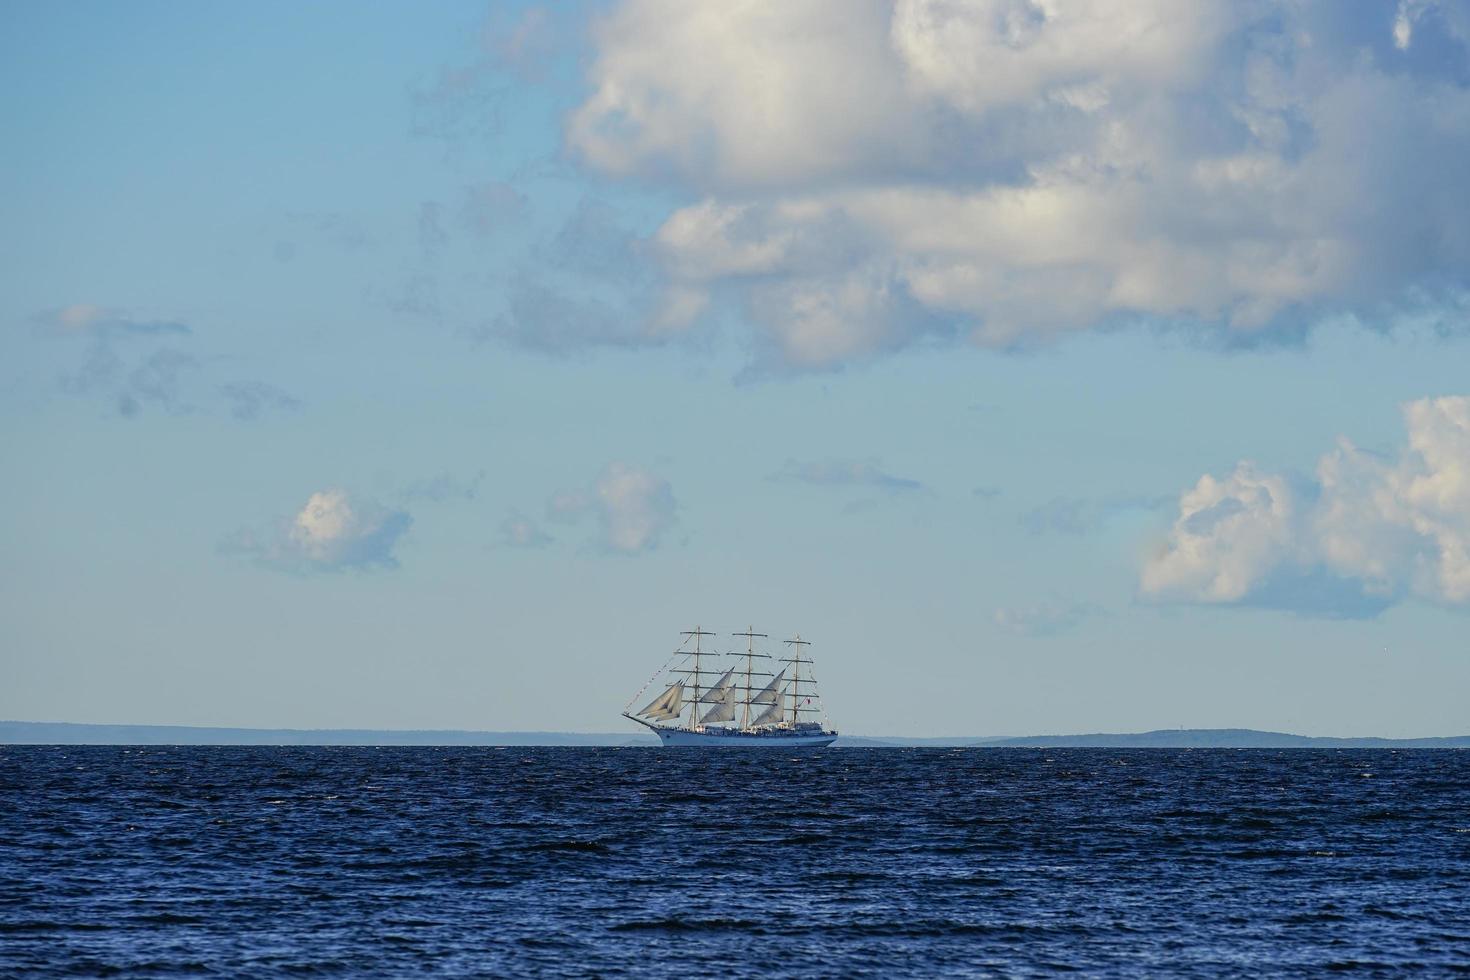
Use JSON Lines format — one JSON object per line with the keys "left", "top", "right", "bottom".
{"left": 4, "top": 720, "right": 1467, "bottom": 748}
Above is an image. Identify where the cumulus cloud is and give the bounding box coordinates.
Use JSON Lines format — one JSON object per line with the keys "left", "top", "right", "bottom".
{"left": 994, "top": 599, "right": 1103, "bottom": 636}
{"left": 1142, "top": 396, "right": 1470, "bottom": 615}
{"left": 544, "top": 463, "right": 677, "bottom": 554}
{"left": 223, "top": 489, "right": 412, "bottom": 573}
{"left": 569, "top": 1, "right": 1470, "bottom": 368}
{"left": 775, "top": 457, "right": 925, "bottom": 493}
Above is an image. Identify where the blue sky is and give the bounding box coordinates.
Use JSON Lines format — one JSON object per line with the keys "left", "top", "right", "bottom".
{"left": 3, "top": 0, "right": 1469, "bottom": 737}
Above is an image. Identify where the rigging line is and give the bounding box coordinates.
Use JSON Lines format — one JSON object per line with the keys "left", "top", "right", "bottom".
{"left": 622, "top": 648, "right": 684, "bottom": 714}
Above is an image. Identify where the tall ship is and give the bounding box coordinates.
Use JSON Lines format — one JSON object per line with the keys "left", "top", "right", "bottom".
{"left": 623, "top": 627, "right": 838, "bottom": 747}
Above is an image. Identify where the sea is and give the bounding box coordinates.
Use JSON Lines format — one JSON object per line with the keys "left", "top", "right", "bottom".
{"left": 3, "top": 746, "right": 1468, "bottom": 977}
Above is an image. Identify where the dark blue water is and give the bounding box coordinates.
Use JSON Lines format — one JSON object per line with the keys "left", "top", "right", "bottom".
{"left": 3, "top": 747, "right": 1469, "bottom": 977}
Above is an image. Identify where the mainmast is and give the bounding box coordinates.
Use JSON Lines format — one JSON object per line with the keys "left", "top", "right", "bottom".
{"left": 731, "top": 626, "right": 768, "bottom": 730}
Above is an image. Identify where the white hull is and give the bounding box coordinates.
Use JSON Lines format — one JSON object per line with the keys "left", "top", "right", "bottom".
{"left": 653, "top": 727, "right": 837, "bottom": 748}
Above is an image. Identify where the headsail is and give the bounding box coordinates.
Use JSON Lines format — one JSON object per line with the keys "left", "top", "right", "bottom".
{"left": 638, "top": 680, "right": 684, "bottom": 719}
{"left": 700, "top": 685, "right": 739, "bottom": 725}
{"left": 749, "top": 669, "right": 786, "bottom": 705}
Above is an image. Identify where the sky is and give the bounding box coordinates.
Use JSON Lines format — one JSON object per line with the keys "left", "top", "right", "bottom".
{"left": 3, "top": 0, "right": 1469, "bottom": 738}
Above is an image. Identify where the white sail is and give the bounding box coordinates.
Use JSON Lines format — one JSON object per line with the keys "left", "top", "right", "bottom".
{"left": 697, "top": 669, "right": 735, "bottom": 702}
{"left": 749, "top": 669, "right": 786, "bottom": 704}
{"left": 638, "top": 680, "right": 684, "bottom": 718}
{"left": 700, "top": 685, "right": 739, "bottom": 724}
{"left": 751, "top": 693, "right": 787, "bottom": 726}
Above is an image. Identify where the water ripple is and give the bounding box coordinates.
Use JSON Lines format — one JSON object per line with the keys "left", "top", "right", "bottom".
{"left": 2, "top": 746, "right": 1468, "bottom": 977}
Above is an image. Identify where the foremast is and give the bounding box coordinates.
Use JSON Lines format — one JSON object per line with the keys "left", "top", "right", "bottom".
{"left": 672, "top": 626, "right": 717, "bottom": 730}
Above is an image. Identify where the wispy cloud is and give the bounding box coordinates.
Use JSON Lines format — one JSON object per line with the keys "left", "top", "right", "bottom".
{"left": 399, "top": 470, "right": 485, "bottom": 504}
{"left": 993, "top": 599, "right": 1104, "bottom": 637}
{"left": 458, "top": 181, "right": 528, "bottom": 239}
{"left": 1020, "top": 494, "right": 1170, "bottom": 536}
{"left": 34, "top": 304, "right": 299, "bottom": 422}
{"left": 774, "top": 457, "right": 925, "bottom": 494}
{"left": 496, "top": 513, "right": 552, "bottom": 549}
{"left": 219, "top": 382, "right": 302, "bottom": 422}
{"left": 38, "top": 306, "right": 200, "bottom": 418}
{"left": 285, "top": 211, "right": 373, "bottom": 252}
{"left": 34, "top": 304, "right": 191, "bottom": 338}
{"left": 479, "top": 279, "right": 652, "bottom": 354}
{"left": 473, "top": 197, "right": 662, "bottom": 355}
{"left": 61, "top": 344, "right": 200, "bottom": 418}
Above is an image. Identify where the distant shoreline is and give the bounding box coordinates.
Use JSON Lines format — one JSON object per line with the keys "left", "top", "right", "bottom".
{"left": 3, "top": 721, "right": 1467, "bottom": 748}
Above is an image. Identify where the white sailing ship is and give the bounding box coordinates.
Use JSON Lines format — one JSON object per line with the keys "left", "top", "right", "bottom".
{"left": 623, "top": 627, "right": 838, "bottom": 747}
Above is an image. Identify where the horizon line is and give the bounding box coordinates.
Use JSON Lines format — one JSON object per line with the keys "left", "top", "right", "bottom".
{"left": 4, "top": 719, "right": 1468, "bottom": 744}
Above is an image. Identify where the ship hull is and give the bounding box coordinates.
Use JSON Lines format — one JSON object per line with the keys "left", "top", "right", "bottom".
{"left": 653, "top": 727, "right": 837, "bottom": 748}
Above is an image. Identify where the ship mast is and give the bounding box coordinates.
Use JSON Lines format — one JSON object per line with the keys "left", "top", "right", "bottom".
{"left": 684, "top": 627, "right": 714, "bottom": 730}
{"left": 782, "top": 635, "right": 812, "bottom": 726}
{"left": 731, "top": 626, "right": 768, "bottom": 730}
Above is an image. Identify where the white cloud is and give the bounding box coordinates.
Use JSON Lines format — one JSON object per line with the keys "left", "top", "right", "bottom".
{"left": 594, "top": 462, "right": 677, "bottom": 553}
{"left": 1141, "top": 465, "right": 1302, "bottom": 603}
{"left": 1389, "top": 0, "right": 1467, "bottom": 50}
{"left": 1395, "top": 0, "right": 1426, "bottom": 49}
{"left": 569, "top": 1, "right": 918, "bottom": 187}
{"left": 1142, "top": 396, "right": 1470, "bottom": 613}
{"left": 570, "top": 1, "right": 1470, "bottom": 368}
{"left": 544, "top": 463, "right": 677, "bottom": 554}
{"left": 224, "top": 489, "right": 412, "bottom": 573}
